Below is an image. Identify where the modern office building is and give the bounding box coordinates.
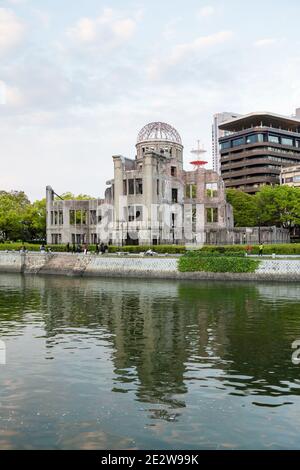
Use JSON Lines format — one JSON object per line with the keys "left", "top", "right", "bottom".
{"left": 280, "top": 164, "right": 300, "bottom": 187}
{"left": 212, "top": 112, "right": 240, "bottom": 174}
{"left": 219, "top": 111, "right": 300, "bottom": 193}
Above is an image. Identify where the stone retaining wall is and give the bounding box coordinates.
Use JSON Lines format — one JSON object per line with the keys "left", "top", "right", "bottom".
{"left": 1, "top": 252, "right": 300, "bottom": 282}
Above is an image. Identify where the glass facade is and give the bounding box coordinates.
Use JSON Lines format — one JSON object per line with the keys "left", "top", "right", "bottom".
{"left": 246, "top": 134, "right": 264, "bottom": 144}
{"left": 281, "top": 137, "right": 293, "bottom": 146}
{"left": 268, "top": 135, "right": 280, "bottom": 144}
{"left": 232, "top": 137, "right": 244, "bottom": 147}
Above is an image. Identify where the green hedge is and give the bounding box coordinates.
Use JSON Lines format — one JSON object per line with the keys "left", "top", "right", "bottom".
{"left": 185, "top": 250, "right": 246, "bottom": 258}
{"left": 179, "top": 254, "right": 260, "bottom": 273}
{"left": 106, "top": 245, "right": 186, "bottom": 254}
{"left": 199, "top": 244, "right": 300, "bottom": 255}
{"left": 1, "top": 242, "right": 300, "bottom": 256}
{"left": 0, "top": 243, "right": 186, "bottom": 254}
{"left": 0, "top": 243, "right": 41, "bottom": 252}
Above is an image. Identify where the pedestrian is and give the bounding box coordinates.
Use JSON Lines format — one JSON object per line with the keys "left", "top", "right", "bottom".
{"left": 100, "top": 242, "right": 105, "bottom": 255}
{"left": 259, "top": 243, "right": 264, "bottom": 257}
{"left": 77, "top": 244, "right": 82, "bottom": 253}
{"left": 72, "top": 243, "right": 76, "bottom": 254}
{"left": 66, "top": 242, "right": 70, "bottom": 252}
{"left": 83, "top": 243, "right": 88, "bottom": 255}
{"left": 95, "top": 242, "right": 99, "bottom": 255}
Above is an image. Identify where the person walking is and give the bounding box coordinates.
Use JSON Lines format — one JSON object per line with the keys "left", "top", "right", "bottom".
{"left": 95, "top": 242, "right": 99, "bottom": 255}
{"left": 100, "top": 242, "right": 105, "bottom": 255}
{"left": 259, "top": 243, "right": 264, "bottom": 257}
{"left": 66, "top": 242, "right": 70, "bottom": 252}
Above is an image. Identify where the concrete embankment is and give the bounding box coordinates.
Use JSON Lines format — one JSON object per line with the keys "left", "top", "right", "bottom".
{"left": 1, "top": 252, "right": 300, "bottom": 282}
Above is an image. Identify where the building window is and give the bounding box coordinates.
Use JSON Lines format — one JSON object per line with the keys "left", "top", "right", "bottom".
{"left": 157, "top": 179, "right": 159, "bottom": 195}
{"left": 232, "top": 137, "right": 244, "bottom": 147}
{"left": 220, "top": 141, "right": 231, "bottom": 150}
{"left": 185, "top": 184, "right": 197, "bottom": 199}
{"left": 281, "top": 137, "right": 293, "bottom": 146}
{"left": 135, "top": 206, "right": 143, "bottom": 221}
{"left": 90, "top": 210, "right": 96, "bottom": 225}
{"left": 206, "top": 208, "right": 218, "bottom": 223}
{"left": 172, "top": 188, "right": 178, "bottom": 203}
{"left": 51, "top": 234, "right": 61, "bottom": 244}
{"left": 135, "top": 179, "right": 143, "bottom": 195}
{"left": 268, "top": 134, "right": 279, "bottom": 144}
{"left": 206, "top": 183, "right": 218, "bottom": 197}
{"left": 192, "top": 208, "right": 196, "bottom": 224}
{"left": 123, "top": 180, "right": 127, "bottom": 195}
{"left": 171, "top": 166, "right": 177, "bottom": 177}
{"left": 90, "top": 233, "right": 97, "bottom": 244}
{"left": 69, "top": 210, "right": 83, "bottom": 225}
{"left": 246, "top": 134, "right": 264, "bottom": 144}
{"left": 128, "top": 179, "right": 134, "bottom": 195}
{"left": 59, "top": 210, "right": 63, "bottom": 225}
{"left": 69, "top": 210, "right": 75, "bottom": 225}
{"left": 126, "top": 205, "right": 143, "bottom": 222}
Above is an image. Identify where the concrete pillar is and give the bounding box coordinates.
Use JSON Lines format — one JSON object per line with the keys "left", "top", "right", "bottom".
{"left": 143, "top": 154, "right": 155, "bottom": 240}
{"left": 46, "top": 186, "right": 54, "bottom": 244}
{"left": 112, "top": 156, "right": 123, "bottom": 225}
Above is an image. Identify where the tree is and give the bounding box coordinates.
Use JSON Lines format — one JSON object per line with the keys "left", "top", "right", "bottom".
{"left": 58, "top": 192, "right": 95, "bottom": 200}
{"left": 25, "top": 198, "right": 46, "bottom": 241}
{"left": 255, "top": 185, "right": 300, "bottom": 230}
{"left": 226, "top": 189, "right": 257, "bottom": 227}
{"left": 0, "top": 191, "right": 31, "bottom": 241}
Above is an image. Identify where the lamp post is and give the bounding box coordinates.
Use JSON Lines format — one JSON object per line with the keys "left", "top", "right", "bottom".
{"left": 257, "top": 216, "right": 261, "bottom": 244}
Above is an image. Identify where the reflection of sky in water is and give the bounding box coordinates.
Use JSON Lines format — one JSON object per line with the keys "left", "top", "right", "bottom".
{"left": 0, "top": 274, "right": 300, "bottom": 449}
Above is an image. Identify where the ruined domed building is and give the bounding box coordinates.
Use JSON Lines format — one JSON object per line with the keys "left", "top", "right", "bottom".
{"left": 46, "top": 122, "right": 289, "bottom": 246}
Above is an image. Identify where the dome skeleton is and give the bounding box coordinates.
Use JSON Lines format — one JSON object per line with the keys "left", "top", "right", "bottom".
{"left": 137, "top": 122, "right": 182, "bottom": 145}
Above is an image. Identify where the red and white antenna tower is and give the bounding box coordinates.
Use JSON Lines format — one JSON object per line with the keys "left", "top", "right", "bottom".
{"left": 190, "top": 140, "right": 208, "bottom": 169}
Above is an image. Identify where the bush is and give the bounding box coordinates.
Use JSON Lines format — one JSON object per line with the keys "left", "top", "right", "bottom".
{"left": 0, "top": 243, "right": 186, "bottom": 254}
{"left": 179, "top": 253, "right": 260, "bottom": 273}
{"left": 185, "top": 250, "right": 245, "bottom": 258}
{"left": 0, "top": 243, "right": 41, "bottom": 252}
{"left": 107, "top": 245, "right": 186, "bottom": 254}
{"left": 199, "top": 244, "right": 300, "bottom": 255}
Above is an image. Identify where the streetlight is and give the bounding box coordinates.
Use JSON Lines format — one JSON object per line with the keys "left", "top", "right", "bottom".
{"left": 257, "top": 216, "right": 261, "bottom": 244}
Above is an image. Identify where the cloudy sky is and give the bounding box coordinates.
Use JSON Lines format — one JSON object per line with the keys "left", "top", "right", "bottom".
{"left": 1, "top": 0, "right": 300, "bottom": 200}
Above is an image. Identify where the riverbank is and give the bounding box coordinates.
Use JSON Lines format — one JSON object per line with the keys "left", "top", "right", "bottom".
{"left": 1, "top": 252, "right": 300, "bottom": 282}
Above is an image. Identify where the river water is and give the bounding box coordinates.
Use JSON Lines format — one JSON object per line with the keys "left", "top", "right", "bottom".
{"left": 0, "top": 273, "right": 300, "bottom": 449}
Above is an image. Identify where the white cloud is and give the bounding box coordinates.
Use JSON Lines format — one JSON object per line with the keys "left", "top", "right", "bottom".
{"left": 170, "top": 30, "right": 233, "bottom": 64}
{"left": 5, "top": 0, "right": 27, "bottom": 4}
{"left": 0, "top": 80, "right": 25, "bottom": 106}
{"left": 254, "top": 38, "right": 277, "bottom": 47}
{"left": 147, "top": 30, "right": 234, "bottom": 79}
{"left": 66, "top": 8, "right": 137, "bottom": 49}
{"left": 0, "top": 8, "right": 25, "bottom": 54}
{"left": 198, "top": 6, "right": 215, "bottom": 18}
{"left": 162, "top": 18, "right": 181, "bottom": 40}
